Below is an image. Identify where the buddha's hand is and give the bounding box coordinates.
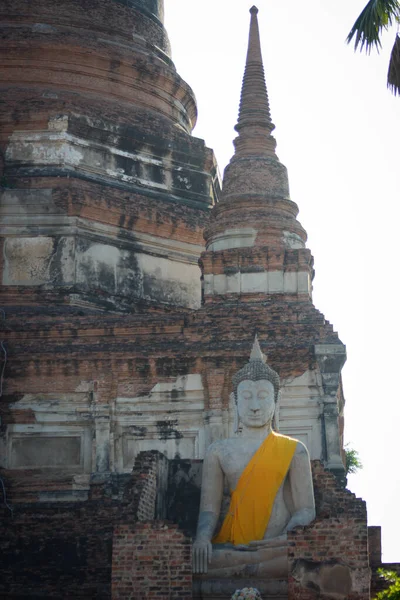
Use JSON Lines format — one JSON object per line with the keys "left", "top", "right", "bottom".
{"left": 192, "top": 539, "right": 213, "bottom": 574}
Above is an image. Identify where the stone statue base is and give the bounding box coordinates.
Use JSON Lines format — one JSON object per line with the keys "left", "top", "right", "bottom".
{"left": 193, "top": 543, "right": 288, "bottom": 599}
{"left": 193, "top": 577, "right": 288, "bottom": 600}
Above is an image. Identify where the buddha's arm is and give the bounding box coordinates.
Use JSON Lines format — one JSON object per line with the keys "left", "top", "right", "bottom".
{"left": 193, "top": 444, "right": 224, "bottom": 574}
{"left": 284, "top": 442, "right": 316, "bottom": 531}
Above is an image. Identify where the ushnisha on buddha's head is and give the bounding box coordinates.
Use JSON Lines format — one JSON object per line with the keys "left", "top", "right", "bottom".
{"left": 232, "top": 336, "right": 280, "bottom": 430}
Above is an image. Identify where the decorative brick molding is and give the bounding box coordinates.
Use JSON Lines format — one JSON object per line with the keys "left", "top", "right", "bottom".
{"left": 112, "top": 522, "right": 192, "bottom": 599}
{"left": 288, "top": 461, "right": 370, "bottom": 600}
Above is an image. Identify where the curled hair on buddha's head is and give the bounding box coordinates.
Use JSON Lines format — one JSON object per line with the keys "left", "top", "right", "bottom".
{"left": 232, "top": 336, "right": 280, "bottom": 404}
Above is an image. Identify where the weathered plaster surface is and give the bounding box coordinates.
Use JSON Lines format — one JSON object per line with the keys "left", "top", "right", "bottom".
{"left": 206, "top": 228, "right": 257, "bottom": 252}
{"left": 204, "top": 270, "right": 311, "bottom": 297}
{"left": 2, "top": 233, "right": 202, "bottom": 308}
{"left": 115, "top": 374, "right": 205, "bottom": 472}
{"left": 5, "top": 126, "right": 214, "bottom": 205}
{"left": 3, "top": 236, "right": 75, "bottom": 286}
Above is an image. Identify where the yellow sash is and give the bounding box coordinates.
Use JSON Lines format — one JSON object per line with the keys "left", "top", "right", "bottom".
{"left": 213, "top": 431, "right": 297, "bottom": 546}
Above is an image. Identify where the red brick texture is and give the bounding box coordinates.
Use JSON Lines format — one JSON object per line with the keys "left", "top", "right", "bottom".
{"left": 112, "top": 522, "right": 192, "bottom": 600}
{"left": 288, "top": 461, "right": 370, "bottom": 600}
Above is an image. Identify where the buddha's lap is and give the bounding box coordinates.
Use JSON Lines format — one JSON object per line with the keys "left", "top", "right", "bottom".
{"left": 209, "top": 540, "right": 288, "bottom": 570}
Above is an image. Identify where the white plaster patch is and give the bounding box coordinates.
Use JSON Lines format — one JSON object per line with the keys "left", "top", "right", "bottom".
{"left": 279, "top": 369, "right": 323, "bottom": 460}
{"left": 203, "top": 274, "right": 214, "bottom": 295}
{"left": 207, "top": 228, "right": 257, "bottom": 251}
{"left": 58, "top": 236, "right": 75, "bottom": 284}
{"left": 298, "top": 271, "right": 311, "bottom": 293}
{"left": 226, "top": 272, "right": 240, "bottom": 294}
{"left": 6, "top": 425, "right": 92, "bottom": 473}
{"left": 5, "top": 131, "right": 84, "bottom": 167}
{"left": 203, "top": 270, "right": 312, "bottom": 296}
{"left": 77, "top": 243, "right": 121, "bottom": 294}
{"left": 212, "top": 274, "right": 228, "bottom": 295}
{"left": 115, "top": 374, "right": 206, "bottom": 471}
{"left": 149, "top": 374, "right": 203, "bottom": 400}
{"left": 284, "top": 271, "right": 297, "bottom": 293}
{"left": 31, "top": 23, "right": 58, "bottom": 34}
{"left": 241, "top": 271, "right": 267, "bottom": 294}
{"left": 283, "top": 230, "right": 305, "bottom": 249}
{"left": 3, "top": 237, "right": 54, "bottom": 285}
{"left": 2, "top": 392, "right": 98, "bottom": 491}
{"left": 268, "top": 271, "right": 284, "bottom": 293}
{"left": 11, "top": 393, "right": 91, "bottom": 421}
{"left": 0, "top": 188, "right": 61, "bottom": 218}
{"left": 137, "top": 253, "right": 201, "bottom": 309}
{"left": 10, "top": 435, "right": 82, "bottom": 469}
{"left": 48, "top": 115, "right": 69, "bottom": 131}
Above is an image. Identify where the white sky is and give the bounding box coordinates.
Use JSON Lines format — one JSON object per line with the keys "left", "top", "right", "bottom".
{"left": 164, "top": 0, "right": 400, "bottom": 562}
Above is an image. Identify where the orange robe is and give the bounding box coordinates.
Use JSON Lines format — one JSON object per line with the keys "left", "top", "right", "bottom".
{"left": 213, "top": 431, "right": 297, "bottom": 546}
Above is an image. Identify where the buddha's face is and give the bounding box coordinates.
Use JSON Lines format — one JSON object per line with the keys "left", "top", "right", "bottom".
{"left": 237, "top": 379, "right": 275, "bottom": 428}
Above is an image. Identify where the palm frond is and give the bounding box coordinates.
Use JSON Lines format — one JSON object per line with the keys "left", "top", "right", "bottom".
{"left": 388, "top": 33, "right": 400, "bottom": 94}
{"left": 347, "top": 0, "right": 400, "bottom": 53}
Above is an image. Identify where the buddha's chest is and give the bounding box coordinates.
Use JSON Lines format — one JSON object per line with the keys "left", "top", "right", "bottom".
{"left": 219, "top": 442, "right": 263, "bottom": 490}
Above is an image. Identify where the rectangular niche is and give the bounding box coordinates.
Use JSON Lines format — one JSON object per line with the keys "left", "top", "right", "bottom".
{"left": 7, "top": 426, "right": 92, "bottom": 472}
{"left": 10, "top": 435, "right": 82, "bottom": 469}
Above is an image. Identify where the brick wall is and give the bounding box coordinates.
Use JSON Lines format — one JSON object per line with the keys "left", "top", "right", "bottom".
{"left": 112, "top": 522, "right": 192, "bottom": 599}
{"left": 124, "top": 450, "right": 169, "bottom": 521}
{"left": 0, "top": 450, "right": 167, "bottom": 599}
{"left": 288, "top": 461, "right": 370, "bottom": 600}
{"left": 368, "top": 526, "right": 382, "bottom": 568}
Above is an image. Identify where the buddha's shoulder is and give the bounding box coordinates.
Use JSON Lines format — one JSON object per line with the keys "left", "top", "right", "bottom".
{"left": 274, "top": 431, "right": 309, "bottom": 460}
{"left": 206, "top": 437, "right": 242, "bottom": 457}
{"left": 274, "top": 432, "right": 308, "bottom": 456}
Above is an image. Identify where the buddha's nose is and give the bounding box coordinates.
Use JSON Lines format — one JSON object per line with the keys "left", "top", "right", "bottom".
{"left": 250, "top": 401, "right": 260, "bottom": 412}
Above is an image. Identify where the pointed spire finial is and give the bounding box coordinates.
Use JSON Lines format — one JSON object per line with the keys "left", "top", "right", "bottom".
{"left": 250, "top": 335, "right": 266, "bottom": 362}
{"left": 233, "top": 6, "right": 277, "bottom": 158}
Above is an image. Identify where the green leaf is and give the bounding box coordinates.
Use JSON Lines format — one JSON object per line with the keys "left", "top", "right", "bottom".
{"left": 344, "top": 444, "right": 363, "bottom": 475}
{"left": 347, "top": 0, "right": 400, "bottom": 53}
{"left": 388, "top": 33, "right": 400, "bottom": 94}
{"left": 376, "top": 569, "right": 400, "bottom": 600}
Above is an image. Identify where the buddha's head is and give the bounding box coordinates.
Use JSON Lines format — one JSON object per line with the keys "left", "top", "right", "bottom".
{"left": 232, "top": 336, "right": 280, "bottom": 430}
{"left": 237, "top": 378, "right": 275, "bottom": 428}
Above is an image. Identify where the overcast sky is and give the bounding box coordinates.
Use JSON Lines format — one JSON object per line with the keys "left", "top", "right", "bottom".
{"left": 165, "top": 0, "right": 400, "bottom": 562}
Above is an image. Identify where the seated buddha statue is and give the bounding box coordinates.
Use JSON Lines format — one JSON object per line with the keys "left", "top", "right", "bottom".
{"left": 193, "top": 337, "right": 316, "bottom": 578}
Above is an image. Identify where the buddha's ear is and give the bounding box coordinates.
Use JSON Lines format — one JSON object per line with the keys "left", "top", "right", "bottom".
{"left": 230, "top": 392, "right": 239, "bottom": 434}
{"left": 272, "top": 391, "right": 280, "bottom": 431}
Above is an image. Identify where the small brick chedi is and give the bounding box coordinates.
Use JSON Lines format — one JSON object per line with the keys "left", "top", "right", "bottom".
{"left": 0, "top": 1, "right": 393, "bottom": 599}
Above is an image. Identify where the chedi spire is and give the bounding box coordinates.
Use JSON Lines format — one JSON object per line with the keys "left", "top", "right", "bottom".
{"left": 204, "top": 6, "right": 307, "bottom": 253}
{"left": 201, "top": 7, "right": 313, "bottom": 302}
{"left": 234, "top": 6, "right": 277, "bottom": 158}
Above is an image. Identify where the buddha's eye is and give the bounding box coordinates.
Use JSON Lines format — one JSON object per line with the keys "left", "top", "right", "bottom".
{"left": 242, "top": 392, "right": 251, "bottom": 400}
